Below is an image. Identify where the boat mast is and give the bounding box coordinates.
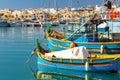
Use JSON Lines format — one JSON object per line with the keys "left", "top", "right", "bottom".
{"left": 77, "top": 0, "right": 80, "bottom": 8}
{"left": 111, "top": 0, "right": 116, "bottom": 3}
{"left": 68, "top": 0, "right": 72, "bottom": 8}
{"left": 54, "top": 0, "right": 56, "bottom": 9}
{"left": 43, "top": 0, "right": 46, "bottom": 8}
{"left": 70, "top": 0, "right": 72, "bottom": 8}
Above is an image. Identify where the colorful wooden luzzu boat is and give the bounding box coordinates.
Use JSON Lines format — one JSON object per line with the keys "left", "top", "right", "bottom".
{"left": 35, "top": 39, "right": 120, "bottom": 72}
{"left": 46, "top": 20, "right": 120, "bottom": 54}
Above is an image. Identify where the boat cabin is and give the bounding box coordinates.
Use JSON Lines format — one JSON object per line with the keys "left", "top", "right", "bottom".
{"left": 65, "top": 20, "right": 109, "bottom": 42}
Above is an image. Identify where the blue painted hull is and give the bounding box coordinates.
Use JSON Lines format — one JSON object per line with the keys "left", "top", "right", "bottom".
{"left": 37, "top": 55, "right": 120, "bottom": 72}
{"left": 47, "top": 37, "right": 120, "bottom": 54}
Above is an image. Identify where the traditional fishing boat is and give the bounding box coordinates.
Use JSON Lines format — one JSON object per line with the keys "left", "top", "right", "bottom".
{"left": 46, "top": 19, "right": 120, "bottom": 54}
{"left": 35, "top": 39, "right": 120, "bottom": 72}
{"left": 0, "top": 19, "right": 10, "bottom": 27}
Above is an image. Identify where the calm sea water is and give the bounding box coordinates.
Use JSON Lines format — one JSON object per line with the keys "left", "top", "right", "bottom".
{"left": 0, "top": 26, "right": 120, "bottom": 80}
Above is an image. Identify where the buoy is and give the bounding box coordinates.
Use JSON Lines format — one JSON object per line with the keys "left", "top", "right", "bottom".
{"left": 85, "top": 61, "right": 89, "bottom": 71}
{"left": 110, "top": 14, "right": 114, "bottom": 20}
{"left": 118, "top": 11, "right": 120, "bottom": 15}
{"left": 70, "top": 42, "right": 76, "bottom": 48}
{"left": 100, "top": 45, "right": 104, "bottom": 54}
{"left": 109, "top": 10, "right": 113, "bottom": 14}
{"left": 113, "top": 11, "right": 116, "bottom": 14}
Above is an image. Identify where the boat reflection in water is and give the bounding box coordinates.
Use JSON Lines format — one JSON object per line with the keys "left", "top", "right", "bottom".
{"left": 29, "top": 64, "right": 120, "bottom": 80}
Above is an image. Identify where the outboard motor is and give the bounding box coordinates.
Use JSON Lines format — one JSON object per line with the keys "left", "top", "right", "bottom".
{"left": 104, "top": 0, "right": 112, "bottom": 9}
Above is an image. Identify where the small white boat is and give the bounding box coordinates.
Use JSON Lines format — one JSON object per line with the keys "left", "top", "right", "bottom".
{"left": 51, "top": 21, "right": 59, "bottom": 26}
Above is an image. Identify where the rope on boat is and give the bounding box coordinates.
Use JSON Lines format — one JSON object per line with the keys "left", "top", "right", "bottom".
{"left": 66, "top": 12, "right": 98, "bottom": 40}
{"left": 66, "top": 0, "right": 116, "bottom": 41}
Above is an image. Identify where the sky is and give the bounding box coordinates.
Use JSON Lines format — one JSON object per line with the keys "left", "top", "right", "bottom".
{"left": 0, "top": 0, "right": 105, "bottom": 10}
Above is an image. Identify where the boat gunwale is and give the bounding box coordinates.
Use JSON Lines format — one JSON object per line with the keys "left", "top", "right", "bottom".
{"left": 48, "top": 37, "right": 120, "bottom": 44}
{"left": 37, "top": 52, "right": 120, "bottom": 65}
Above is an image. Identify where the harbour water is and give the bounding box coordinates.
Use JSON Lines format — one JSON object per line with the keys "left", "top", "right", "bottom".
{"left": 0, "top": 26, "right": 120, "bottom": 80}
